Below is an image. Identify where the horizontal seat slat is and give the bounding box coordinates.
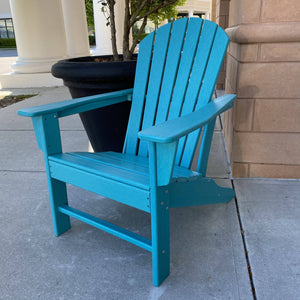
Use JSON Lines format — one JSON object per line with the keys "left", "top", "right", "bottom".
{"left": 53, "top": 152, "right": 198, "bottom": 183}
{"left": 84, "top": 152, "right": 198, "bottom": 179}
{"left": 49, "top": 153, "right": 150, "bottom": 190}
{"left": 69, "top": 152, "right": 149, "bottom": 176}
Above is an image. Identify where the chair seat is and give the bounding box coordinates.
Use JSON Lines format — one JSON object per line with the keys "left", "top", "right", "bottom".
{"left": 49, "top": 151, "right": 198, "bottom": 188}
{"left": 48, "top": 151, "right": 198, "bottom": 212}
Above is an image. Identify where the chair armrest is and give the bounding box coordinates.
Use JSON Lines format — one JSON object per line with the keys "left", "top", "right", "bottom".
{"left": 17, "top": 88, "right": 133, "bottom": 118}
{"left": 138, "top": 94, "right": 236, "bottom": 143}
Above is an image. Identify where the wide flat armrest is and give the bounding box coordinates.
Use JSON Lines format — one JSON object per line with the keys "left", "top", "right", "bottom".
{"left": 18, "top": 88, "right": 133, "bottom": 118}
{"left": 138, "top": 94, "right": 236, "bottom": 143}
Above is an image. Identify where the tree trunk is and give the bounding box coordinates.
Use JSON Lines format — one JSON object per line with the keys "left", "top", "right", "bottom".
{"left": 123, "top": 0, "right": 131, "bottom": 60}
{"left": 108, "top": 0, "right": 120, "bottom": 61}
{"left": 130, "top": 16, "right": 147, "bottom": 54}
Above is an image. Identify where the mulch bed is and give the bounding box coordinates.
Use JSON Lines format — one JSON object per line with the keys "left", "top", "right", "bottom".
{"left": 0, "top": 94, "right": 37, "bottom": 108}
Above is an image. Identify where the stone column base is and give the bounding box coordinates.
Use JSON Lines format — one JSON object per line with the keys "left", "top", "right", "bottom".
{"left": 12, "top": 57, "right": 67, "bottom": 74}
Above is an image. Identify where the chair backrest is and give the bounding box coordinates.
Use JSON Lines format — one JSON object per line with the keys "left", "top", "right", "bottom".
{"left": 123, "top": 18, "right": 229, "bottom": 169}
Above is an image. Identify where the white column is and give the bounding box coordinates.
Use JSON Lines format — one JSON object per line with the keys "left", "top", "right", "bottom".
{"left": 93, "top": 0, "right": 125, "bottom": 55}
{"left": 188, "top": 10, "right": 194, "bottom": 18}
{"left": 61, "top": 0, "right": 90, "bottom": 58}
{"left": 9, "top": 0, "right": 67, "bottom": 74}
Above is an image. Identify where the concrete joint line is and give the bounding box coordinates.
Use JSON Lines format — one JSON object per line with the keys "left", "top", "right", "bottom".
{"left": 231, "top": 179, "right": 257, "bottom": 300}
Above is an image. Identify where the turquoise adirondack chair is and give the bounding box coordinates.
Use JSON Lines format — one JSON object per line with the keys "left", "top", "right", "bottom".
{"left": 18, "top": 18, "right": 236, "bottom": 286}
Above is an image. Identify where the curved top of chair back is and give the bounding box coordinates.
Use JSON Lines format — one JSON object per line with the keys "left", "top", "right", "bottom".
{"left": 123, "top": 18, "right": 229, "bottom": 168}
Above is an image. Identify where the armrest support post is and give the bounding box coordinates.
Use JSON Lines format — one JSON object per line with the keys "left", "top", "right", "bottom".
{"left": 148, "top": 141, "right": 178, "bottom": 187}
{"left": 32, "top": 113, "right": 62, "bottom": 155}
{"left": 197, "top": 118, "right": 215, "bottom": 176}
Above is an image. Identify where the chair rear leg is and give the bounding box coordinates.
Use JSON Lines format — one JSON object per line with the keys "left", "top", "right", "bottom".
{"left": 151, "top": 189, "right": 170, "bottom": 286}
{"left": 47, "top": 177, "right": 71, "bottom": 236}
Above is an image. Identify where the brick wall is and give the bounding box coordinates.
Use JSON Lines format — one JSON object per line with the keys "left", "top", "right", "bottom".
{"left": 214, "top": 0, "right": 230, "bottom": 89}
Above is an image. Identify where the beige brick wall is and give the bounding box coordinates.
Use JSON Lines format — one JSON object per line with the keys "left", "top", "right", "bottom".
{"left": 225, "top": 0, "right": 300, "bottom": 179}
{"left": 210, "top": 0, "right": 217, "bottom": 22}
{"left": 214, "top": 0, "right": 230, "bottom": 89}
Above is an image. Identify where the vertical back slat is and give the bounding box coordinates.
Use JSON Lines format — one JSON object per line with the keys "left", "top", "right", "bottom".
{"left": 154, "top": 18, "right": 188, "bottom": 125}
{"left": 174, "top": 20, "right": 218, "bottom": 166}
{"left": 123, "top": 32, "right": 155, "bottom": 155}
{"left": 179, "top": 21, "right": 218, "bottom": 116}
{"left": 195, "top": 27, "right": 229, "bottom": 109}
{"left": 167, "top": 18, "right": 203, "bottom": 121}
{"left": 180, "top": 26, "right": 229, "bottom": 168}
{"left": 138, "top": 23, "right": 173, "bottom": 157}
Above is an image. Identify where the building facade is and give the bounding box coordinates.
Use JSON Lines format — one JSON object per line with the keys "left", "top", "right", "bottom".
{"left": 0, "top": 0, "right": 14, "bottom": 39}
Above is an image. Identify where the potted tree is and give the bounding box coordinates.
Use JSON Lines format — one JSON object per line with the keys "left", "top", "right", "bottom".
{"left": 52, "top": 0, "right": 186, "bottom": 152}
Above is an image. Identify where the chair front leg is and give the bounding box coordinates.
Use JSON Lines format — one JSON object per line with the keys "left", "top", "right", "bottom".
{"left": 151, "top": 186, "right": 170, "bottom": 286}
{"left": 32, "top": 114, "right": 71, "bottom": 236}
{"left": 145, "top": 138, "right": 178, "bottom": 287}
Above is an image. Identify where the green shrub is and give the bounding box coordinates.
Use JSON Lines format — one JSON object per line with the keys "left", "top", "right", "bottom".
{"left": 89, "top": 35, "right": 96, "bottom": 46}
{"left": 0, "top": 38, "right": 16, "bottom": 48}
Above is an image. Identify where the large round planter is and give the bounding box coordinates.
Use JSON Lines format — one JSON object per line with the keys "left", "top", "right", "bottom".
{"left": 51, "top": 55, "right": 137, "bottom": 152}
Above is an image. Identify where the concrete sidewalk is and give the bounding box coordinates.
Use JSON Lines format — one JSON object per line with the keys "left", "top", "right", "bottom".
{"left": 0, "top": 87, "right": 299, "bottom": 299}
{"left": 0, "top": 49, "right": 17, "bottom": 74}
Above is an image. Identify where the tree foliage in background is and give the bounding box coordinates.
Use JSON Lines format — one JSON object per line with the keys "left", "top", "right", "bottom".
{"left": 140, "top": 0, "right": 187, "bottom": 26}
{"left": 85, "top": 0, "right": 94, "bottom": 29}
{"left": 99, "top": 0, "right": 187, "bottom": 61}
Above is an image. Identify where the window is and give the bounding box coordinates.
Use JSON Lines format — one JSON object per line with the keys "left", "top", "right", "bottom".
{"left": 177, "top": 12, "right": 189, "bottom": 19}
{"left": 0, "top": 18, "right": 15, "bottom": 39}
{"left": 193, "top": 12, "right": 206, "bottom": 19}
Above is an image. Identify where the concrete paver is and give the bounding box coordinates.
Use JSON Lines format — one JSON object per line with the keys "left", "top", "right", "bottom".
{"left": 0, "top": 130, "right": 89, "bottom": 171}
{"left": 0, "top": 87, "right": 85, "bottom": 131}
{"left": 234, "top": 179, "right": 300, "bottom": 300}
{"left": 207, "top": 131, "right": 231, "bottom": 178}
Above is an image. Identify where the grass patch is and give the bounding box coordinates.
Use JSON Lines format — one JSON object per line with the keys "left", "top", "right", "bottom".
{"left": 0, "top": 94, "right": 37, "bottom": 108}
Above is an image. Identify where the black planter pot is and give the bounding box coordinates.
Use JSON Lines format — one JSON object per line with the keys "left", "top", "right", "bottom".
{"left": 51, "top": 55, "right": 137, "bottom": 152}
